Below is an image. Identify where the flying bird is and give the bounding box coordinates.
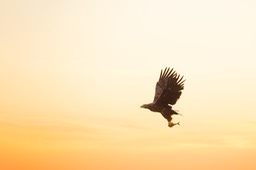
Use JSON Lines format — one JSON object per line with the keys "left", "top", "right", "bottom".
{"left": 141, "top": 67, "right": 185, "bottom": 128}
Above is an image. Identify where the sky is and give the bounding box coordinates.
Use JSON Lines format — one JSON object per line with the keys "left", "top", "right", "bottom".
{"left": 1, "top": 0, "right": 256, "bottom": 169}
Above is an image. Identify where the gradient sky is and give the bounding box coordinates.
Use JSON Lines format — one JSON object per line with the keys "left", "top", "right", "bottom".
{"left": 1, "top": 0, "right": 256, "bottom": 169}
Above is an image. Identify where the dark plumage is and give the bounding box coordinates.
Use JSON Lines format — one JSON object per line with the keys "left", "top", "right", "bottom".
{"left": 141, "top": 67, "right": 185, "bottom": 127}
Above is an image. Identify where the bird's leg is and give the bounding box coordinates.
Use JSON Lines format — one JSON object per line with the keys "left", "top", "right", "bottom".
{"left": 168, "top": 121, "right": 180, "bottom": 128}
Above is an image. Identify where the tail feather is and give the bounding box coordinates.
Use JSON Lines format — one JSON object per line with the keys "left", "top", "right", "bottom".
{"left": 171, "top": 109, "right": 181, "bottom": 115}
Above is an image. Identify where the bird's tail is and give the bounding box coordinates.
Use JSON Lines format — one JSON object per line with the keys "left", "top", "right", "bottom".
{"left": 172, "top": 110, "right": 183, "bottom": 116}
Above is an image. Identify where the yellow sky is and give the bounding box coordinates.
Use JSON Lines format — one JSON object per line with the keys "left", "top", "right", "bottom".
{"left": 1, "top": 0, "right": 256, "bottom": 169}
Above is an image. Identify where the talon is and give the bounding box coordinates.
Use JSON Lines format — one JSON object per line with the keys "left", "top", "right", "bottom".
{"left": 168, "top": 121, "right": 180, "bottom": 128}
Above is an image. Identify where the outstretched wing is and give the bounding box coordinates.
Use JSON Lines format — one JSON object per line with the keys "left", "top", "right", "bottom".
{"left": 153, "top": 67, "right": 185, "bottom": 105}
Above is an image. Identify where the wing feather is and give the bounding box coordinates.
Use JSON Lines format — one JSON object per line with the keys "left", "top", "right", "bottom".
{"left": 153, "top": 67, "right": 185, "bottom": 105}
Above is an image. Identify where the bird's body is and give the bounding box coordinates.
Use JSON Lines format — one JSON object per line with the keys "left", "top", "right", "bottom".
{"left": 141, "top": 67, "right": 185, "bottom": 128}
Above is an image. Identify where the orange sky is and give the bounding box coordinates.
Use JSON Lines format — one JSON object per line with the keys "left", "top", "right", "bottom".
{"left": 1, "top": 0, "right": 256, "bottom": 169}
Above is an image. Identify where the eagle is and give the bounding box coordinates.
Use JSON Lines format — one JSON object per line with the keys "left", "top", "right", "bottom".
{"left": 141, "top": 67, "right": 185, "bottom": 128}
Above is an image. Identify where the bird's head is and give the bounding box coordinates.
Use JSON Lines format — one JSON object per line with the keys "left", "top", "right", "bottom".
{"left": 140, "top": 104, "right": 151, "bottom": 109}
